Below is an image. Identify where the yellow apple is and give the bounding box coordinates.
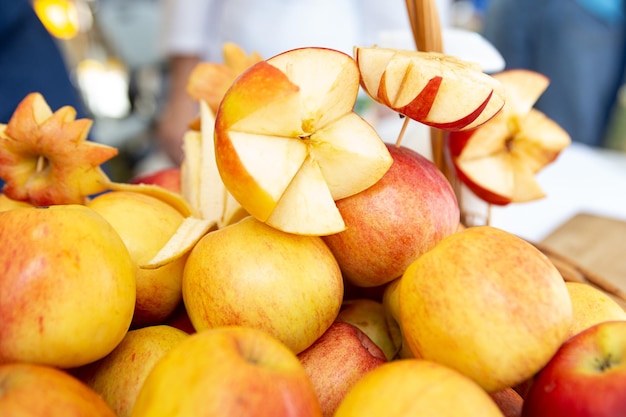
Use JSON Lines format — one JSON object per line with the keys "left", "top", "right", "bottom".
{"left": 73, "top": 325, "right": 189, "bottom": 417}
{"left": 0, "top": 205, "right": 136, "bottom": 368}
{"left": 448, "top": 69, "right": 571, "bottom": 205}
{"left": 297, "top": 321, "right": 387, "bottom": 417}
{"left": 0, "top": 362, "right": 116, "bottom": 416}
{"left": 214, "top": 47, "right": 393, "bottom": 235}
{"left": 182, "top": 216, "right": 344, "bottom": 354}
{"left": 0, "top": 193, "right": 32, "bottom": 211}
{"left": 87, "top": 190, "right": 187, "bottom": 327}
{"left": 334, "top": 359, "right": 505, "bottom": 417}
{"left": 335, "top": 298, "right": 400, "bottom": 361}
{"left": 322, "top": 143, "right": 460, "bottom": 287}
{"left": 400, "top": 226, "right": 573, "bottom": 392}
{"left": 354, "top": 46, "right": 505, "bottom": 130}
{"left": 565, "top": 281, "right": 626, "bottom": 338}
{"left": 381, "top": 278, "right": 414, "bottom": 360}
{"left": 131, "top": 326, "right": 323, "bottom": 417}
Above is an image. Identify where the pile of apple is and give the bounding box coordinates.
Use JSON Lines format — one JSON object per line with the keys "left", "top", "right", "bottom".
{"left": 1, "top": 44, "right": 625, "bottom": 417}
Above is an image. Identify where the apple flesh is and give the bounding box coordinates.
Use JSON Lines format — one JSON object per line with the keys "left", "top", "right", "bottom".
{"left": 214, "top": 47, "right": 393, "bottom": 236}
{"left": 354, "top": 46, "right": 505, "bottom": 131}
{"left": 298, "top": 321, "right": 387, "bottom": 417}
{"left": 322, "top": 143, "right": 460, "bottom": 287}
{"left": 131, "top": 326, "right": 323, "bottom": 417}
{"left": 522, "top": 320, "right": 626, "bottom": 417}
{"left": 399, "top": 226, "right": 573, "bottom": 392}
{"left": 448, "top": 69, "right": 571, "bottom": 205}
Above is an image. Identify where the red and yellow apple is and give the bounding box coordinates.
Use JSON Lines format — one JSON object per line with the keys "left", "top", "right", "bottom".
{"left": 214, "top": 47, "right": 393, "bottom": 235}
{"left": 448, "top": 69, "right": 571, "bottom": 205}
{"left": 87, "top": 190, "right": 187, "bottom": 326}
{"left": 322, "top": 143, "right": 459, "bottom": 287}
{"left": 131, "top": 167, "right": 181, "bottom": 194}
{"left": 298, "top": 321, "right": 387, "bottom": 417}
{"left": 73, "top": 325, "right": 189, "bottom": 417}
{"left": 522, "top": 320, "right": 626, "bottom": 417}
{"left": 0, "top": 204, "right": 136, "bottom": 368}
{"left": 182, "top": 216, "right": 344, "bottom": 354}
{"left": 334, "top": 359, "right": 505, "bottom": 417}
{"left": 0, "top": 362, "right": 116, "bottom": 417}
{"left": 131, "top": 326, "right": 323, "bottom": 417}
{"left": 400, "top": 226, "right": 573, "bottom": 392}
{"left": 354, "top": 46, "right": 505, "bottom": 131}
{"left": 565, "top": 281, "right": 626, "bottom": 338}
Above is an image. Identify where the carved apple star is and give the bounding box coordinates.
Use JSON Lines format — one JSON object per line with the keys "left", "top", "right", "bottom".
{"left": 0, "top": 93, "right": 118, "bottom": 206}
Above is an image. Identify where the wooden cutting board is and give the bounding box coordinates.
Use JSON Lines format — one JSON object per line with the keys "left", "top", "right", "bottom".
{"left": 536, "top": 212, "right": 626, "bottom": 308}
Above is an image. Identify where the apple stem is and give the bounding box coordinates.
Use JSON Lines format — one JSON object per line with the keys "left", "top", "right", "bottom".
{"left": 395, "top": 116, "right": 410, "bottom": 147}
{"left": 36, "top": 155, "right": 48, "bottom": 174}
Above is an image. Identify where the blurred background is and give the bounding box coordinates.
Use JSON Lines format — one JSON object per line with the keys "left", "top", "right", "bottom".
{"left": 7, "top": 0, "right": 626, "bottom": 183}
{"left": 10, "top": 0, "right": 493, "bottom": 182}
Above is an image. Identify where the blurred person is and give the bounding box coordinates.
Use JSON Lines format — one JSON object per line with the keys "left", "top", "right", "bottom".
{"left": 481, "top": 0, "right": 626, "bottom": 147}
{"left": 156, "top": 0, "right": 453, "bottom": 164}
{"left": 0, "top": 0, "right": 87, "bottom": 123}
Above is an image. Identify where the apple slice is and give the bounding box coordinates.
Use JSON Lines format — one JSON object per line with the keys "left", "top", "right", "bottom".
{"left": 448, "top": 69, "right": 571, "bottom": 206}
{"left": 214, "top": 47, "right": 393, "bottom": 236}
{"left": 0, "top": 93, "right": 117, "bottom": 206}
{"left": 354, "top": 46, "right": 505, "bottom": 131}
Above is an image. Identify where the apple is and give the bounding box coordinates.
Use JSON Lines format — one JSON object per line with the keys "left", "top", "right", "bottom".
{"left": 0, "top": 362, "right": 116, "bottom": 417}
{"left": 381, "top": 278, "right": 414, "bottom": 359}
{"left": 87, "top": 190, "right": 187, "bottom": 327}
{"left": 163, "top": 301, "right": 196, "bottom": 334}
{"left": 490, "top": 387, "right": 523, "bottom": 417}
{"left": 131, "top": 167, "right": 181, "bottom": 194}
{"left": 72, "top": 325, "right": 189, "bottom": 417}
{"left": 0, "top": 193, "right": 31, "bottom": 211}
{"left": 0, "top": 204, "right": 136, "bottom": 368}
{"left": 522, "top": 320, "right": 626, "bottom": 417}
{"left": 566, "top": 281, "right": 626, "bottom": 338}
{"left": 182, "top": 215, "right": 344, "bottom": 354}
{"left": 448, "top": 69, "right": 571, "bottom": 205}
{"left": 322, "top": 143, "right": 460, "bottom": 287}
{"left": 335, "top": 298, "right": 400, "bottom": 360}
{"left": 131, "top": 326, "right": 323, "bottom": 417}
{"left": 354, "top": 46, "right": 505, "bottom": 131}
{"left": 298, "top": 321, "right": 386, "bottom": 417}
{"left": 334, "top": 359, "right": 505, "bottom": 417}
{"left": 0, "top": 93, "right": 117, "bottom": 206}
{"left": 214, "top": 47, "right": 393, "bottom": 235}
{"left": 399, "top": 226, "right": 573, "bottom": 392}
{"left": 187, "top": 42, "right": 263, "bottom": 116}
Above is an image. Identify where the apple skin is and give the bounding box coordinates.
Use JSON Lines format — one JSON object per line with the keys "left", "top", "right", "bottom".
{"left": 565, "top": 282, "right": 626, "bottom": 338}
{"left": 297, "top": 321, "right": 387, "bottom": 417}
{"left": 334, "top": 359, "right": 505, "bottom": 417}
{"left": 72, "top": 325, "right": 189, "bottom": 417}
{"left": 0, "top": 362, "right": 116, "bottom": 417}
{"left": 322, "top": 143, "right": 460, "bottom": 288}
{"left": 182, "top": 216, "right": 344, "bottom": 354}
{"left": 131, "top": 326, "right": 323, "bottom": 417}
{"left": 0, "top": 205, "right": 136, "bottom": 368}
{"left": 87, "top": 191, "right": 187, "bottom": 327}
{"left": 0, "top": 193, "right": 32, "bottom": 211}
{"left": 131, "top": 167, "right": 181, "bottom": 194}
{"left": 522, "top": 320, "right": 626, "bottom": 417}
{"left": 399, "top": 226, "right": 573, "bottom": 392}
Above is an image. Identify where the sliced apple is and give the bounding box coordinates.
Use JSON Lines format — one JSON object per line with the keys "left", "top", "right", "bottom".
{"left": 448, "top": 69, "right": 571, "bottom": 206}
{"left": 214, "top": 47, "right": 393, "bottom": 236}
{"left": 354, "top": 46, "right": 505, "bottom": 131}
{"left": 0, "top": 93, "right": 117, "bottom": 206}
